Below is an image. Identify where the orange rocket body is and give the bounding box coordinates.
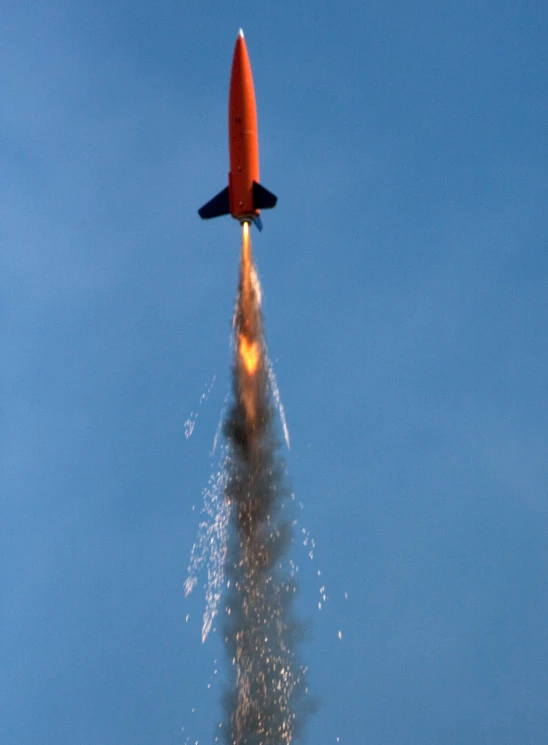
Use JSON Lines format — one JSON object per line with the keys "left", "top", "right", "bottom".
{"left": 228, "top": 32, "right": 260, "bottom": 220}
{"left": 198, "top": 30, "right": 277, "bottom": 231}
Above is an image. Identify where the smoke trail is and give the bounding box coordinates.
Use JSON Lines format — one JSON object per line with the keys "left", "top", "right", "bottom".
{"left": 222, "top": 223, "right": 310, "bottom": 745}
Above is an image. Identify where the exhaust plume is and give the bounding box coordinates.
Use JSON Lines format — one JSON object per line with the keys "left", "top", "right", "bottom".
{"left": 222, "top": 222, "right": 311, "bottom": 745}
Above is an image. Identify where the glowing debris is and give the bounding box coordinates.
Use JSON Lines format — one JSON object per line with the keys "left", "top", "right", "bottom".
{"left": 184, "top": 375, "right": 217, "bottom": 439}
{"left": 184, "top": 446, "right": 230, "bottom": 643}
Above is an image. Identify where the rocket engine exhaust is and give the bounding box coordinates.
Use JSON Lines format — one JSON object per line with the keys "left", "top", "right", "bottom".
{"left": 221, "top": 222, "right": 310, "bottom": 745}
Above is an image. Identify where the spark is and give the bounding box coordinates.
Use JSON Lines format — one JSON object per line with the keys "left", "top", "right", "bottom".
{"left": 184, "top": 446, "right": 230, "bottom": 643}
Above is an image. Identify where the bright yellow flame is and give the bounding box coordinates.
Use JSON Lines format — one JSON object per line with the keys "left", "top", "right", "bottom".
{"left": 239, "top": 335, "right": 259, "bottom": 375}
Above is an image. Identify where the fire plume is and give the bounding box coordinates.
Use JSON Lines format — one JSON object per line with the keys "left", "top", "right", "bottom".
{"left": 233, "top": 221, "right": 263, "bottom": 435}
{"left": 239, "top": 334, "right": 259, "bottom": 375}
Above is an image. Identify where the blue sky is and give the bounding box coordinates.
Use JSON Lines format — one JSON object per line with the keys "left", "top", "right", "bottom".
{"left": 2, "top": 1, "right": 548, "bottom": 743}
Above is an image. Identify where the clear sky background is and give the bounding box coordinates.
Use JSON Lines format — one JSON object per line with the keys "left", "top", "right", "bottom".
{"left": 2, "top": 1, "right": 548, "bottom": 744}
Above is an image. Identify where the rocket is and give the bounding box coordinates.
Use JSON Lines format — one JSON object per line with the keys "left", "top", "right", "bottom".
{"left": 198, "top": 30, "right": 277, "bottom": 231}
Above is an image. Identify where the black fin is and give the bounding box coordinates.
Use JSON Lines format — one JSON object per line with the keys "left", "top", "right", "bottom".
{"left": 198, "top": 187, "right": 230, "bottom": 220}
{"left": 253, "top": 215, "right": 263, "bottom": 231}
{"left": 252, "top": 181, "right": 277, "bottom": 210}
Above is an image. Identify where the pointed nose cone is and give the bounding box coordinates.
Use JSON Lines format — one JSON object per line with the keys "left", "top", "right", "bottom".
{"left": 232, "top": 28, "right": 249, "bottom": 69}
{"left": 229, "top": 30, "right": 256, "bottom": 126}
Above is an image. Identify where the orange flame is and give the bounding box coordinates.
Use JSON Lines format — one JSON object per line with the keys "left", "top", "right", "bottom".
{"left": 235, "top": 220, "right": 262, "bottom": 430}
{"left": 239, "top": 334, "right": 259, "bottom": 375}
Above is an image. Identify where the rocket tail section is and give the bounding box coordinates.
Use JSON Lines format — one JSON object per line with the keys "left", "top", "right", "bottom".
{"left": 198, "top": 181, "right": 277, "bottom": 227}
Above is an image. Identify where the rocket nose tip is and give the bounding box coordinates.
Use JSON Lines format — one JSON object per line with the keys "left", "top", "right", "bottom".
{"left": 238, "top": 28, "right": 244, "bottom": 38}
